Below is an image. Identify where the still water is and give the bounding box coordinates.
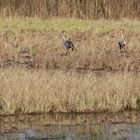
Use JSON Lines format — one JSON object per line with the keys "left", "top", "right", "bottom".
{"left": 1, "top": 112, "right": 140, "bottom": 140}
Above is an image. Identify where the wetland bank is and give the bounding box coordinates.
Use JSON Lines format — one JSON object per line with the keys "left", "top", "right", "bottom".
{"left": 0, "top": 18, "right": 140, "bottom": 115}
{"left": 0, "top": 18, "right": 140, "bottom": 139}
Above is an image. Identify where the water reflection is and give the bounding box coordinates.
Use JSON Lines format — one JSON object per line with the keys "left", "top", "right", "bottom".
{"left": 1, "top": 112, "right": 140, "bottom": 140}
{"left": 1, "top": 123, "right": 140, "bottom": 140}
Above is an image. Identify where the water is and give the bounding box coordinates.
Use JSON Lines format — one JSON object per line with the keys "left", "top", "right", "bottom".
{"left": 1, "top": 123, "right": 140, "bottom": 140}
{"left": 1, "top": 112, "right": 140, "bottom": 140}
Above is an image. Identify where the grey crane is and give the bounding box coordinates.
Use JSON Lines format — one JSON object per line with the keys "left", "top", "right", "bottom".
{"left": 62, "top": 31, "right": 74, "bottom": 55}
{"left": 118, "top": 30, "right": 126, "bottom": 51}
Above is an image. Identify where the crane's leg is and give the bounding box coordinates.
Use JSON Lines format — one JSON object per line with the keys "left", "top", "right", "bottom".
{"left": 123, "top": 44, "right": 126, "bottom": 52}
{"left": 119, "top": 43, "right": 123, "bottom": 51}
{"left": 65, "top": 48, "right": 69, "bottom": 55}
{"left": 71, "top": 46, "right": 74, "bottom": 51}
{"left": 119, "top": 43, "right": 122, "bottom": 50}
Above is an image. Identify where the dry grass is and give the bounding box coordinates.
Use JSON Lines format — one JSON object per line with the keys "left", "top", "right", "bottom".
{"left": 0, "top": 28, "right": 140, "bottom": 71}
{"left": 0, "top": 18, "right": 140, "bottom": 115}
{"left": 0, "top": 19, "right": 140, "bottom": 71}
{"left": 0, "top": 68, "right": 140, "bottom": 115}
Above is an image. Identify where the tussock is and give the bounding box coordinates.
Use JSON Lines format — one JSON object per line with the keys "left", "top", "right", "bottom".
{"left": 0, "top": 68, "right": 140, "bottom": 115}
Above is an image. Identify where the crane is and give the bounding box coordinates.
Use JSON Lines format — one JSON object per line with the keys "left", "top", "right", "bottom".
{"left": 62, "top": 31, "right": 74, "bottom": 55}
{"left": 118, "top": 30, "right": 126, "bottom": 51}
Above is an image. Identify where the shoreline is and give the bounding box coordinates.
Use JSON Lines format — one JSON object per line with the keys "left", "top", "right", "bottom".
{"left": 1, "top": 111, "right": 140, "bottom": 125}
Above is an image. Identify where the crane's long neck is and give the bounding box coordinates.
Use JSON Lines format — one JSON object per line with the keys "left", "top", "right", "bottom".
{"left": 63, "top": 33, "right": 66, "bottom": 40}
{"left": 121, "top": 31, "right": 124, "bottom": 39}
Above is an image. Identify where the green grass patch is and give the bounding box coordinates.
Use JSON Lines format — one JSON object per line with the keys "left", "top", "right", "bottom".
{"left": 0, "top": 17, "right": 139, "bottom": 33}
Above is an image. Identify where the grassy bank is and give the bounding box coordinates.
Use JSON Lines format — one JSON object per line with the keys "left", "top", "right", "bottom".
{"left": 0, "top": 18, "right": 140, "bottom": 115}
{"left": 0, "top": 68, "right": 140, "bottom": 115}
{"left": 0, "top": 18, "right": 140, "bottom": 71}
{"left": 0, "top": 18, "right": 140, "bottom": 32}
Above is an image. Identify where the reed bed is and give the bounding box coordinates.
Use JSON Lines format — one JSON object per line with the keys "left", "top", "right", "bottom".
{"left": 0, "top": 0, "right": 139, "bottom": 19}
{"left": 0, "top": 68, "right": 140, "bottom": 115}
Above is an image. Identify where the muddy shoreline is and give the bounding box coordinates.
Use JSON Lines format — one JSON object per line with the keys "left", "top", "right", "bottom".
{"left": 0, "top": 111, "right": 140, "bottom": 136}
{"left": 1, "top": 111, "right": 140, "bottom": 125}
{"left": 1, "top": 121, "right": 140, "bottom": 140}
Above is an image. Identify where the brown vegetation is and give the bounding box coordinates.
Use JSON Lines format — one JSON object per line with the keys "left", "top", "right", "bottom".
{"left": 0, "top": 29, "right": 140, "bottom": 72}
{"left": 0, "top": 68, "right": 140, "bottom": 115}
{"left": 0, "top": 18, "right": 140, "bottom": 115}
{"left": 0, "top": 0, "right": 140, "bottom": 19}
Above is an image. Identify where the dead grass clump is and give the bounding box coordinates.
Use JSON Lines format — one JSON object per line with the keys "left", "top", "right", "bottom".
{"left": 0, "top": 68, "right": 140, "bottom": 115}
